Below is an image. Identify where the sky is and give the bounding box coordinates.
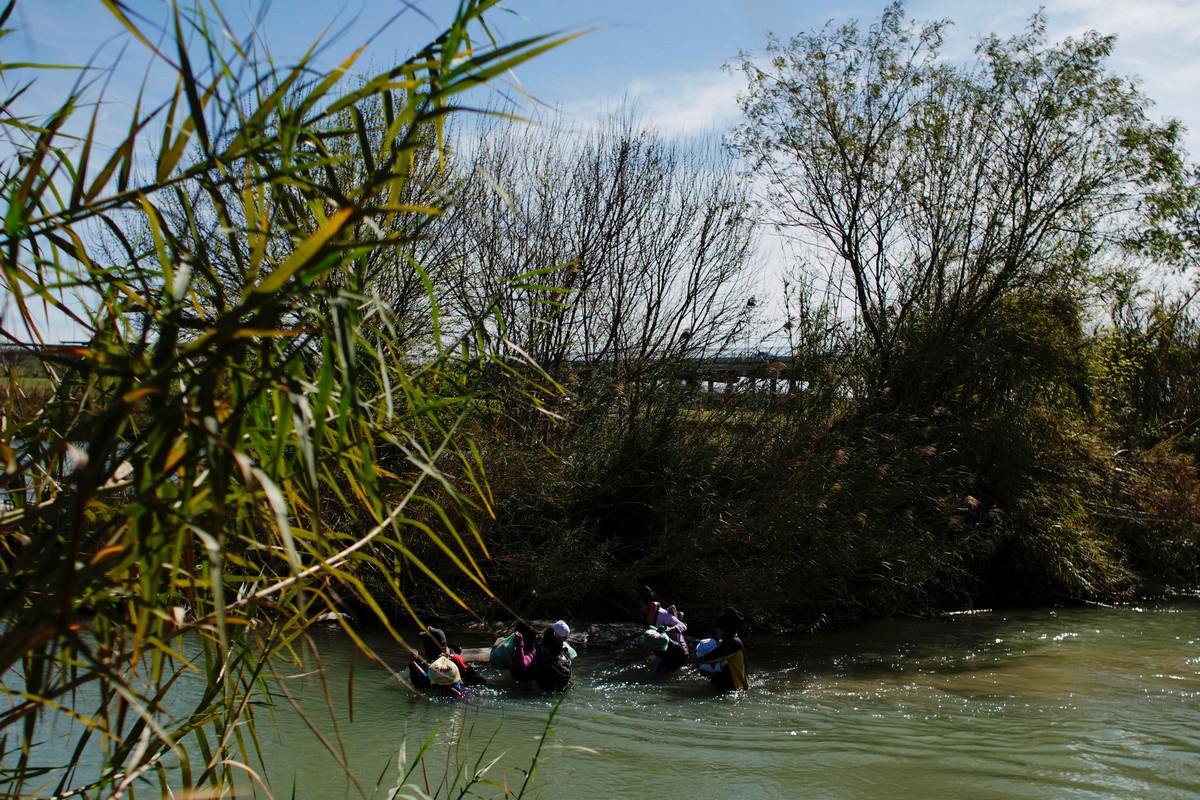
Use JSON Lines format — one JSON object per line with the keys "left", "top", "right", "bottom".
{"left": 5, "top": 0, "right": 1200, "bottom": 342}
{"left": 482, "top": 0, "right": 1200, "bottom": 154}
{"left": 8, "top": 0, "right": 1200, "bottom": 151}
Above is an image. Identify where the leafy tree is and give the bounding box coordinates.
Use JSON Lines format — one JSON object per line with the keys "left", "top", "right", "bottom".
{"left": 1099, "top": 278, "right": 1200, "bottom": 456}
{"left": 730, "top": 1, "right": 1189, "bottom": 405}
{"left": 719, "top": 1, "right": 1200, "bottom": 613}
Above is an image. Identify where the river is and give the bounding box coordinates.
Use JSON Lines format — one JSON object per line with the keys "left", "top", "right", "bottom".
{"left": 251, "top": 600, "right": 1199, "bottom": 799}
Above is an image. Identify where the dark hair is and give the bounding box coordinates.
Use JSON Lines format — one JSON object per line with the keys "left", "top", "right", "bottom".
{"left": 716, "top": 606, "right": 744, "bottom": 637}
{"left": 420, "top": 626, "right": 450, "bottom": 660}
{"left": 639, "top": 586, "right": 657, "bottom": 603}
{"left": 541, "top": 626, "right": 557, "bottom": 645}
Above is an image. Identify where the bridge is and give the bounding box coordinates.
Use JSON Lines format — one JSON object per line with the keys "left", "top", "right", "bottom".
{"left": 562, "top": 352, "right": 798, "bottom": 394}
{"left": 0, "top": 343, "right": 800, "bottom": 391}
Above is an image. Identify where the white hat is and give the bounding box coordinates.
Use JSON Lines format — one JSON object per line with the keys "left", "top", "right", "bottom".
{"left": 552, "top": 620, "right": 570, "bottom": 639}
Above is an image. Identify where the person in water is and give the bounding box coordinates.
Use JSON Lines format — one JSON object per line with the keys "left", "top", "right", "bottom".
{"left": 420, "top": 626, "right": 487, "bottom": 686}
{"left": 639, "top": 586, "right": 689, "bottom": 673}
{"left": 511, "top": 620, "right": 572, "bottom": 693}
{"left": 695, "top": 606, "right": 748, "bottom": 691}
{"left": 407, "top": 626, "right": 485, "bottom": 698}
{"left": 407, "top": 646, "right": 467, "bottom": 698}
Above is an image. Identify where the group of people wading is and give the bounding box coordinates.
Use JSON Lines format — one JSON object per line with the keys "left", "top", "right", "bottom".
{"left": 639, "top": 586, "right": 749, "bottom": 692}
{"left": 406, "top": 585, "right": 748, "bottom": 697}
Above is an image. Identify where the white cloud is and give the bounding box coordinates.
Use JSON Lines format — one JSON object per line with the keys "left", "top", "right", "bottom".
{"left": 555, "top": 69, "right": 743, "bottom": 138}
{"left": 909, "top": 0, "right": 1200, "bottom": 152}
{"left": 1053, "top": 0, "right": 1200, "bottom": 41}
{"left": 627, "top": 71, "right": 744, "bottom": 137}
{"left": 1060, "top": 1, "right": 1200, "bottom": 152}
{"left": 540, "top": 0, "right": 1200, "bottom": 150}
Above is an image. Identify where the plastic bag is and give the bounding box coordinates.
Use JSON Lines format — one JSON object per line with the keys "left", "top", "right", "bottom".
{"left": 427, "top": 654, "right": 461, "bottom": 685}
{"left": 695, "top": 637, "right": 727, "bottom": 674}
{"left": 489, "top": 633, "right": 517, "bottom": 669}
{"left": 638, "top": 627, "right": 670, "bottom": 652}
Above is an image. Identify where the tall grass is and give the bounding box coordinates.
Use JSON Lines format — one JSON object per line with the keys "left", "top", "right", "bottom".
{"left": 378, "top": 696, "right": 568, "bottom": 800}
{"left": 0, "top": 1, "right": 572, "bottom": 796}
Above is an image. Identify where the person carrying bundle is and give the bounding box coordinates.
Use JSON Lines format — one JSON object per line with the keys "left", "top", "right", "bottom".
{"left": 639, "top": 586, "right": 689, "bottom": 674}
{"left": 510, "top": 620, "right": 572, "bottom": 693}
{"left": 407, "top": 625, "right": 486, "bottom": 698}
{"left": 694, "top": 606, "right": 748, "bottom": 692}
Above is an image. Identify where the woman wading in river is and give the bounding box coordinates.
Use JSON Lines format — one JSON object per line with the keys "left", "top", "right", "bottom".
{"left": 640, "top": 586, "right": 689, "bottom": 673}
{"left": 695, "top": 606, "right": 748, "bottom": 691}
{"left": 510, "top": 620, "right": 572, "bottom": 693}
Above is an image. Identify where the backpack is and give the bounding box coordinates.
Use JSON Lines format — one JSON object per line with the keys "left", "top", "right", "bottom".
{"left": 533, "top": 654, "right": 572, "bottom": 693}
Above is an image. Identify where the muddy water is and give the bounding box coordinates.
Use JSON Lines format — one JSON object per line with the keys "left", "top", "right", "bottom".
{"left": 256, "top": 601, "right": 1200, "bottom": 799}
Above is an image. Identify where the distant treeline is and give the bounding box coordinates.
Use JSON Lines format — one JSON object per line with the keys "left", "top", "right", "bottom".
{"left": 379, "top": 6, "right": 1200, "bottom": 629}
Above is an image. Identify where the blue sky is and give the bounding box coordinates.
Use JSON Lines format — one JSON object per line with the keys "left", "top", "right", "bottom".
{"left": 9, "top": 1, "right": 1200, "bottom": 151}
{"left": 487, "top": 0, "right": 1200, "bottom": 150}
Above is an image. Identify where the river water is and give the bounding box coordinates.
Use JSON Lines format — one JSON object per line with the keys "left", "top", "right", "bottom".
{"left": 253, "top": 601, "right": 1200, "bottom": 799}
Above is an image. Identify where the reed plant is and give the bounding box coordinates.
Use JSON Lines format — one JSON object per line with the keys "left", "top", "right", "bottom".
{"left": 0, "top": 0, "right": 572, "bottom": 796}
{"left": 378, "top": 696, "right": 569, "bottom": 800}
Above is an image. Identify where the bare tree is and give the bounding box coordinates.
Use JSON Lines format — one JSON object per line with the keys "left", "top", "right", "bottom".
{"left": 443, "top": 110, "right": 759, "bottom": 425}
